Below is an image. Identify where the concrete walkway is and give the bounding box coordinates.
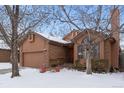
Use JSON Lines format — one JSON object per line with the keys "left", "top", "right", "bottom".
{"left": 0, "top": 67, "right": 24, "bottom": 74}
{"left": 0, "top": 68, "right": 11, "bottom": 74}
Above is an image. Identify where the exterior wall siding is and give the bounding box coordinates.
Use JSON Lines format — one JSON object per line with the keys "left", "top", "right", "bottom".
{"left": 63, "top": 31, "right": 79, "bottom": 41}
{"left": 111, "top": 8, "right": 120, "bottom": 68}
{"left": 20, "top": 34, "right": 49, "bottom": 68}
{"left": 74, "top": 44, "right": 78, "bottom": 65}
{"left": 0, "top": 49, "right": 10, "bottom": 62}
{"left": 49, "top": 44, "right": 67, "bottom": 65}
{"left": 100, "top": 41, "right": 104, "bottom": 59}
{"left": 111, "top": 42, "right": 119, "bottom": 68}
{"left": 104, "top": 40, "right": 112, "bottom": 69}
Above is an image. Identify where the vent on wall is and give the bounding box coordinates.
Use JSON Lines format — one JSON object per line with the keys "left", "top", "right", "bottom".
{"left": 28, "top": 34, "right": 34, "bottom": 43}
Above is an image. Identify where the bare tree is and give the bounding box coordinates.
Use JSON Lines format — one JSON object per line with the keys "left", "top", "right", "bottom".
{"left": 53, "top": 5, "right": 123, "bottom": 74}
{"left": 0, "top": 5, "right": 50, "bottom": 78}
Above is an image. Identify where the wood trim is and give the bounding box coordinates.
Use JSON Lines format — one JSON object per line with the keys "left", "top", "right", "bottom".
{"left": 22, "top": 50, "right": 47, "bottom": 53}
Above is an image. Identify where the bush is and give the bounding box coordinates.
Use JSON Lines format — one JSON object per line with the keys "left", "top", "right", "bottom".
{"left": 49, "top": 58, "right": 65, "bottom": 67}
{"left": 73, "top": 60, "right": 86, "bottom": 71}
{"left": 91, "top": 59, "right": 109, "bottom": 73}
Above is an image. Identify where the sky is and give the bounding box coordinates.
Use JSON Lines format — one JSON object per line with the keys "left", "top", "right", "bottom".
{"left": 0, "top": 5, "right": 124, "bottom": 49}
{"left": 34, "top": 5, "right": 124, "bottom": 49}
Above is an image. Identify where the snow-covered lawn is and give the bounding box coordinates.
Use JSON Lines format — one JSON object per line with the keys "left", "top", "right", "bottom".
{"left": 0, "top": 63, "right": 11, "bottom": 69}
{"left": 0, "top": 67, "right": 124, "bottom": 88}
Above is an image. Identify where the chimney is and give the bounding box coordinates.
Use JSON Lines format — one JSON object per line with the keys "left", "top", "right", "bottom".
{"left": 111, "top": 7, "right": 120, "bottom": 68}
{"left": 111, "top": 7, "right": 120, "bottom": 40}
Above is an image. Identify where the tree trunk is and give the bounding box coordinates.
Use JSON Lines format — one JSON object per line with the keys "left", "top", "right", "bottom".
{"left": 11, "top": 43, "right": 20, "bottom": 78}
{"left": 10, "top": 5, "right": 20, "bottom": 78}
{"left": 86, "top": 50, "right": 92, "bottom": 74}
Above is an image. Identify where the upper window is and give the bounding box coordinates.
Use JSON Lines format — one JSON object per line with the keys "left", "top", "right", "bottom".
{"left": 82, "top": 36, "right": 91, "bottom": 44}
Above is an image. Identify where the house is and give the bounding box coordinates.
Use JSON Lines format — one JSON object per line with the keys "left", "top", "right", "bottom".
{"left": 66, "top": 29, "right": 119, "bottom": 69}
{"left": 20, "top": 32, "right": 73, "bottom": 68}
{"left": 20, "top": 8, "right": 120, "bottom": 69}
{"left": 0, "top": 40, "right": 10, "bottom": 62}
{"left": 63, "top": 8, "right": 120, "bottom": 69}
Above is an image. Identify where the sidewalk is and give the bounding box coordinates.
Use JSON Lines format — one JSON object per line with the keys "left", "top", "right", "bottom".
{"left": 0, "top": 63, "right": 24, "bottom": 74}
{"left": 0, "top": 68, "right": 11, "bottom": 74}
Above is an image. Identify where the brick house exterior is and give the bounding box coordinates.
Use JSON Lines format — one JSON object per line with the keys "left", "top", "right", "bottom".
{"left": 66, "top": 30, "right": 119, "bottom": 68}
{"left": 0, "top": 40, "right": 10, "bottom": 62}
{"left": 63, "top": 8, "right": 120, "bottom": 69}
{"left": 20, "top": 32, "right": 72, "bottom": 68}
{"left": 0, "top": 49, "right": 10, "bottom": 62}
{"left": 20, "top": 8, "right": 120, "bottom": 69}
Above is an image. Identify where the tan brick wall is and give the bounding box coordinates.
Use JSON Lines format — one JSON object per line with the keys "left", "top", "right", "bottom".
{"left": 63, "top": 31, "right": 79, "bottom": 41}
{"left": 0, "top": 49, "right": 10, "bottom": 62}
{"left": 111, "top": 8, "right": 120, "bottom": 68}
{"left": 99, "top": 41, "right": 104, "bottom": 59}
{"left": 49, "top": 44, "right": 67, "bottom": 65}
{"left": 104, "top": 40, "right": 112, "bottom": 68}
{"left": 22, "top": 34, "right": 48, "bottom": 52}
{"left": 74, "top": 44, "right": 78, "bottom": 65}
{"left": 49, "top": 44, "right": 66, "bottom": 59}
{"left": 20, "top": 33, "right": 49, "bottom": 68}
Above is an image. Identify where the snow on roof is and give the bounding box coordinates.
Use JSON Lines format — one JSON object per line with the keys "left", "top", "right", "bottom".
{"left": 0, "top": 40, "right": 10, "bottom": 49}
{"left": 36, "top": 32, "right": 71, "bottom": 44}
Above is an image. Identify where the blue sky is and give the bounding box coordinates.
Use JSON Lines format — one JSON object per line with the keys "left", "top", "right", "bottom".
{"left": 34, "top": 5, "right": 124, "bottom": 48}
{"left": 33, "top": 6, "right": 123, "bottom": 35}
{"left": 0, "top": 5, "right": 124, "bottom": 48}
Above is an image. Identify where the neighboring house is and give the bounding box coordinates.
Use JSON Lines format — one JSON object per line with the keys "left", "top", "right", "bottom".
{"left": 0, "top": 40, "right": 10, "bottom": 62}
{"left": 20, "top": 8, "right": 120, "bottom": 69}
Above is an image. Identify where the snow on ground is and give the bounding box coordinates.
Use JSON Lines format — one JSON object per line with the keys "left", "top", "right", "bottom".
{"left": 0, "top": 63, "right": 11, "bottom": 69}
{"left": 0, "top": 67, "right": 124, "bottom": 88}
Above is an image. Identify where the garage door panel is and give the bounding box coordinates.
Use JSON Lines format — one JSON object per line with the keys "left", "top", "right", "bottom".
{"left": 23, "top": 52, "right": 46, "bottom": 68}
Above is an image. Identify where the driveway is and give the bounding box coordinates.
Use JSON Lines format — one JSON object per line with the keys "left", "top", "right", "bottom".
{"left": 0, "top": 63, "right": 24, "bottom": 74}
{"left": 0, "top": 68, "right": 11, "bottom": 74}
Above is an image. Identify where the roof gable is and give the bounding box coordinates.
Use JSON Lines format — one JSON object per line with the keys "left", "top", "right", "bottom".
{"left": 21, "top": 31, "right": 71, "bottom": 46}
{"left": 63, "top": 30, "right": 80, "bottom": 41}
{"left": 36, "top": 32, "right": 71, "bottom": 44}
{"left": 72, "top": 29, "right": 104, "bottom": 42}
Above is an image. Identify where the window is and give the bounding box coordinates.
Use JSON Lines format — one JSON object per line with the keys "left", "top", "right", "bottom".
{"left": 92, "top": 43, "right": 100, "bottom": 59}
{"left": 83, "top": 36, "right": 91, "bottom": 44}
{"left": 78, "top": 36, "right": 100, "bottom": 59}
{"left": 77, "top": 45, "right": 84, "bottom": 59}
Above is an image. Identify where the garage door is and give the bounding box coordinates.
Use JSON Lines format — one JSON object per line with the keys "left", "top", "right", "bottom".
{"left": 23, "top": 52, "right": 46, "bottom": 68}
{"left": 0, "top": 50, "right": 10, "bottom": 62}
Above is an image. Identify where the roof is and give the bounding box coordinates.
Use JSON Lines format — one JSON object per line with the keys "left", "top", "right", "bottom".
{"left": 71, "top": 29, "right": 104, "bottom": 41}
{"left": 63, "top": 30, "right": 80, "bottom": 40}
{"left": 35, "top": 32, "right": 71, "bottom": 44}
{"left": 0, "top": 40, "right": 10, "bottom": 49}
